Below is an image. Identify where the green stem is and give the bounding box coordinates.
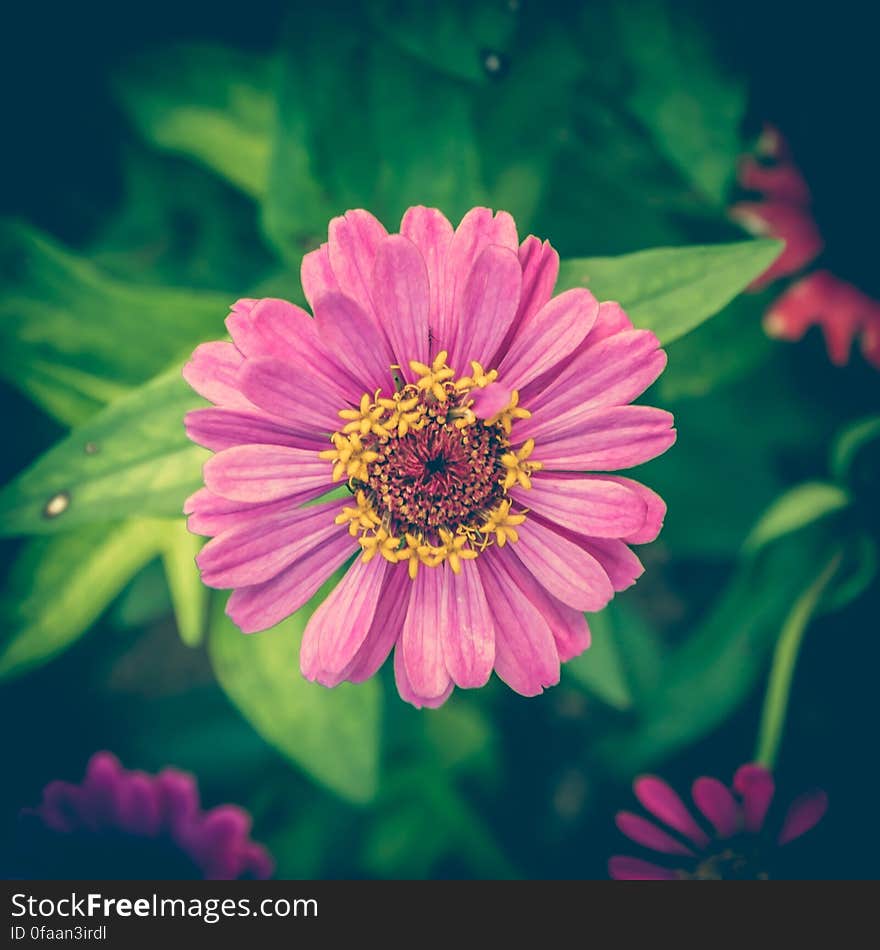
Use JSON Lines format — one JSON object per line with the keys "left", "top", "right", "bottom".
{"left": 755, "top": 551, "right": 842, "bottom": 770}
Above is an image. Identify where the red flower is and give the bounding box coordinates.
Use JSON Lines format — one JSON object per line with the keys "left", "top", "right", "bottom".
{"left": 731, "top": 125, "right": 880, "bottom": 369}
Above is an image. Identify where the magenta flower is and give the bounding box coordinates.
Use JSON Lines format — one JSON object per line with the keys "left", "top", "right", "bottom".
{"left": 12, "top": 752, "right": 273, "bottom": 880}
{"left": 731, "top": 125, "right": 880, "bottom": 369}
{"left": 610, "top": 763, "right": 828, "bottom": 880}
{"left": 184, "top": 207, "right": 674, "bottom": 708}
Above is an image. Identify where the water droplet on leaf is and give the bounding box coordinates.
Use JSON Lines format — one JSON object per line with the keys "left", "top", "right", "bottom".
{"left": 481, "top": 49, "right": 507, "bottom": 78}
{"left": 84, "top": 441, "right": 99, "bottom": 455}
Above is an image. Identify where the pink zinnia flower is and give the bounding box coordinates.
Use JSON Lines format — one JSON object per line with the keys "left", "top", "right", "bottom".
{"left": 184, "top": 207, "right": 674, "bottom": 708}
{"left": 11, "top": 752, "right": 273, "bottom": 879}
{"left": 731, "top": 125, "right": 880, "bottom": 368}
{"left": 610, "top": 763, "right": 828, "bottom": 880}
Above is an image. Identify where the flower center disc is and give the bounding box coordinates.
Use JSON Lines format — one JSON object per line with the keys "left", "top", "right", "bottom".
{"left": 321, "top": 352, "right": 539, "bottom": 576}
{"left": 368, "top": 406, "right": 506, "bottom": 535}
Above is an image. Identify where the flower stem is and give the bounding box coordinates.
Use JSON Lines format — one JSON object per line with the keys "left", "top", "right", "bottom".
{"left": 755, "top": 551, "right": 843, "bottom": 770}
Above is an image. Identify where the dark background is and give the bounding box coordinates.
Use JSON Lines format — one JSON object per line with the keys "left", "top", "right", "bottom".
{"left": 2, "top": 0, "right": 878, "bottom": 879}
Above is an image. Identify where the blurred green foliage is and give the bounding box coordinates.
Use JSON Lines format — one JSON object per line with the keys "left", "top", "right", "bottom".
{"left": 2, "top": 0, "right": 878, "bottom": 879}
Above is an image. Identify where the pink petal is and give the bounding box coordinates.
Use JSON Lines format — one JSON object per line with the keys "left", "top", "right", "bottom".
{"left": 491, "top": 543, "right": 590, "bottom": 662}
{"left": 300, "top": 555, "right": 389, "bottom": 679}
{"left": 313, "top": 292, "right": 397, "bottom": 393}
{"left": 342, "top": 565, "right": 412, "bottom": 684}
{"left": 513, "top": 517, "right": 614, "bottom": 612}
{"left": 185, "top": 487, "right": 329, "bottom": 537}
{"left": 400, "top": 205, "right": 454, "bottom": 347}
{"left": 511, "top": 473, "right": 648, "bottom": 539}
{"left": 470, "top": 381, "right": 514, "bottom": 420}
{"left": 498, "top": 288, "right": 599, "bottom": 391}
{"left": 732, "top": 764, "right": 776, "bottom": 835}
{"left": 183, "top": 342, "right": 251, "bottom": 410}
{"left": 574, "top": 536, "right": 644, "bottom": 592}
{"left": 778, "top": 790, "right": 828, "bottom": 845}
{"left": 401, "top": 565, "right": 450, "bottom": 700}
{"left": 609, "top": 477, "right": 666, "bottom": 544}
{"left": 586, "top": 300, "right": 634, "bottom": 344}
{"left": 370, "top": 234, "right": 431, "bottom": 373}
{"left": 393, "top": 642, "right": 453, "bottom": 709}
{"left": 238, "top": 356, "right": 352, "bottom": 435}
{"left": 80, "top": 752, "right": 125, "bottom": 830}
{"left": 515, "top": 236, "right": 559, "bottom": 330}
{"left": 530, "top": 405, "right": 676, "bottom": 472}
{"left": 117, "top": 773, "right": 161, "bottom": 837}
{"left": 226, "top": 530, "right": 356, "bottom": 633}
{"left": 226, "top": 297, "right": 324, "bottom": 368}
{"left": 197, "top": 499, "right": 347, "bottom": 589}
{"left": 155, "top": 768, "right": 200, "bottom": 830}
{"left": 442, "top": 207, "right": 518, "bottom": 349}
{"left": 327, "top": 210, "right": 388, "bottom": 320}
{"left": 239, "top": 842, "right": 274, "bottom": 880}
{"left": 608, "top": 856, "right": 679, "bottom": 880}
{"left": 477, "top": 547, "right": 560, "bottom": 696}
{"left": 203, "top": 444, "right": 332, "bottom": 503}
{"left": 692, "top": 777, "right": 741, "bottom": 839}
{"left": 185, "top": 407, "right": 322, "bottom": 453}
{"left": 300, "top": 243, "right": 340, "bottom": 311}
{"left": 520, "top": 329, "right": 665, "bottom": 420}
{"left": 448, "top": 244, "right": 522, "bottom": 373}
{"left": 440, "top": 560, "right": 495, "bottom": 689}
{"left": 634, "top": 776, "right": 711, "bottom": 848}
{"left": 737, "top": 154, "right": 810, "bottom": 205}
{"left": 615, "top": 812, "right": 696, "bottom": 857}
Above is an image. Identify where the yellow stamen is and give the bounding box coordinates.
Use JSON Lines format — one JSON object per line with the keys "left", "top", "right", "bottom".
{"left": 410, "top": 350, "right": 455, "bottom": 403}
{"left": 486, "top": 390, "right": 531, "bottom": 435}
{"left": 338, "top": 392, "right": 391, "bottom": 438}
{"left": 455, "top": 360, "right": 498, "bottom": 391}
{"left": 318, "top": 432, "right": 380, "bottom": 483}
{"left": 334, "top": 490, "right": 382, "bottom": 536}
{"left": 359, "top": 527, "right": 401, "bottom": 564}
{"left": 482, "top": 499, "right": 527, "bottom": 547}
{"left": 501, "top": 438, "right": 543, "bottom": 490}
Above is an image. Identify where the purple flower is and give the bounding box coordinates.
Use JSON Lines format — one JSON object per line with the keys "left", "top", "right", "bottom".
{"left": 610, "top": 763, "right": 828, "bottom": 880}
{"left": 12, "top": 752, "right": 273, "bottom": 880}
{"left": 184, "top": 207, "right": 674, "bottom": 708}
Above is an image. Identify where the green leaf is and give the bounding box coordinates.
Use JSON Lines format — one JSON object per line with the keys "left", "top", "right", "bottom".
{"left": 0, "top": 520, "right": 168, "bottom": 679}
{"left": 161, "top": 519, "right": 208, "bottom": 647}
{"left": 556, "top": 239, "right": 782, "bottom": 345}
{"left": 743, "top": 481, "right": 851, "bottom": 554}
{"left": 0, "top": 222, "right": 229, "bottom": 425}
{"left": 207, "top": 583, "right": 381, "bottom": 804}
{"left": 613, "top": 0, "right": 746, "bottom": 205}
{"left": 367, "top": 0, "right": 518, "bottom": 84}
{"left": 565, "top": 609, "right": 633, "bottom": 710}
{"left": 831, "top": 415, "right": 880, "bottom": 483}
{"left": 115, "top": 43, "right": 277, "bottom": 198}
{"left": 0, "top": 368, "right": 207, "bottom": 536}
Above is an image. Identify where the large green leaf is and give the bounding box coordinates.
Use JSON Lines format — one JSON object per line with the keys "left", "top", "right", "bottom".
{"left": 208, "top": 583, "right": 381, "bottom": 805}
{"left": 115, "top": 43, "right": 277, "bottom": 199}
{"left": 0, "top": 519, "right": 168, "bottom": 679}
{"left": 565, "top": 608, "right": 633, "bottom": 711}
{"left": 0, "top": 368, "right": 207, "bottom": 536}
{"left": 556, "top": 239, "right": 782, "bottom": 345}
{"left": 0, "top": 223, "right": 229, "bottom": 425}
